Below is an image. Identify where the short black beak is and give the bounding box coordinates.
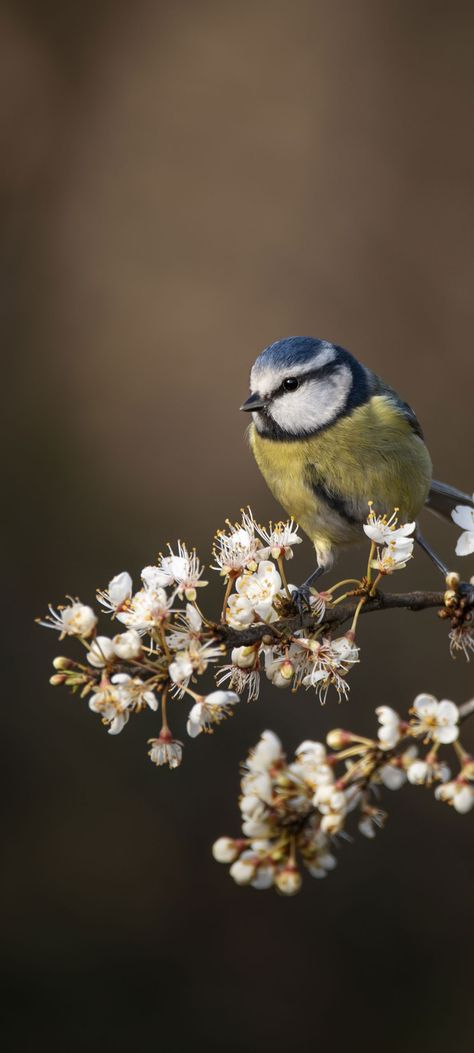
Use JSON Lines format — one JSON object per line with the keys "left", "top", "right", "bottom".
{"left": 240, "top": 392, "right": 268, "bottom": 412}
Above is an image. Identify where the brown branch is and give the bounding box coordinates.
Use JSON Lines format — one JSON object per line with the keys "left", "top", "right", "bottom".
{"left": 215, "top": 588, "right": 447, "bottom": 648}
{"left": 460, "top": 698, "right": 474, "bottom": 721}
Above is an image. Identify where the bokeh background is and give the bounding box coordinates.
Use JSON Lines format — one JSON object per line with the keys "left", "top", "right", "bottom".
{"left": 3, "top": 1, "right": 474, "bottom": 1049}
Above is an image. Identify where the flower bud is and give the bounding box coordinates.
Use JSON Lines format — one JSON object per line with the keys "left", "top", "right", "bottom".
{"left": 275, "top": 865, "right": 302, "bottom": 896}
{"left": 445, "top": 571, "right": 460, "bottom": 589}
{"left": 406, "top": 760, "right": 429, "bottom": 785}
{"left": 112, "top": 629, "right": 143, "bottom": 660}
{"left": 52, "top": 656, "right": 72, "bottom": 670}
{"left": 231, "top": 645, "right": 258, "bottom": 669}
{"left": 87, "top": 636, "right": 115, "bottom": 668}
{"left": 326, "top": 729, "right": 351, "bottom": 750}
{"left": 229, "top": 858, "right": 255, "bottom": 885}
{"left": 212, "top": 837, "right": 239, "bottom": 863}
{"left": 453, "top": 786, "right": 474, "bottom": 814}
{"left": 280, "top": 659, "right": 294, "bottom": 680}
{"left": 49, "top": 674, "right": 67, "bottom": 685}
{"left": 271, "top": 662, "right": 294, "bottom": 688}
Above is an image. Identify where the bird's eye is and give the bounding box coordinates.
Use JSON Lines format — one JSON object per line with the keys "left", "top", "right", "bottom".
{"left": 283, "top": 377, "right": 299, "bottom": 392}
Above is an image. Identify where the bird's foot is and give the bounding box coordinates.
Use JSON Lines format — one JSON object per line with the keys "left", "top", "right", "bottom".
{"left": 456, "top": 581, "right": 474, "bottom": 612}
{"left": 287, "top": 567, "right": 326, "bottom": 621}
{"left": 290, "top": 583, "right": 313, "bottom": 621}
{"left": 444, "top": 572, "right": 474, "bottom": 609}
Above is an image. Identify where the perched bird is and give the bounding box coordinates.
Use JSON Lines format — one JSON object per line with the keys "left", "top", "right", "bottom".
{"left": 241, "top": 336, "right": 472, "bottom": 602}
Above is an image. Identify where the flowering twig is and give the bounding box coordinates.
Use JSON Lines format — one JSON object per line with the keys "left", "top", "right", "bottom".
{"left": 37, "top": 500, "right": 473, "bottom": 893}
{"left": 218, "top": 587, "right": 449, "bottom": 648}
{"left": 213, "top": 694, "right": 474, "bottom": 895}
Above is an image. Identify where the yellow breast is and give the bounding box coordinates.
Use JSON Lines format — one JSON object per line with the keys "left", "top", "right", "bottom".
{"left": 248, "top": 396, "right": 432, "bottom": 556}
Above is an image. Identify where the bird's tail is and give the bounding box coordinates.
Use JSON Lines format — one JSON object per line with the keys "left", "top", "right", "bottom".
{"left": 425, "top": 480, "right": 473, "bottom": 523}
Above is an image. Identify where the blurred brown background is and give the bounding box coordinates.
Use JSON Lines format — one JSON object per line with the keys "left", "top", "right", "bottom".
{"left": 3, "top": 1, "right": 474, "bottom": 1050}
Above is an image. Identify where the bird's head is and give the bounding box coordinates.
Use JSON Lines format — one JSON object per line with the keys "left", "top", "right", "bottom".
{"left": 240, "top": 336, "right": 369, "bottom": 440}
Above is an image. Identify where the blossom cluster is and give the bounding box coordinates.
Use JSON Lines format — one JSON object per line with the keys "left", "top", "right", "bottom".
{"left": 40, "top": 548, "right": 241, "bottom": 769}
{"left": 38, "top": 501, "right": 473, "bottom": 774}
{"left": 213, "top": 693, "right": 474, "bottom": 894}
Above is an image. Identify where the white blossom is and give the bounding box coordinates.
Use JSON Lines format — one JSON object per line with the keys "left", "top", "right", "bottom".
{"left": 88, "top": 676, "right": 128, "bottom": 734}
{"left": 148, "top": 734, "right": 183, "bottom": 769}
{"left": 264, "top": 648, "right": 295, "bottom": 688}
{"left": 166, "top": 603, "right": 204, "bottom": 650}
{"left": 225, "top": 593, "right": 255, "bottom": 629}
{"left": 87, "top": 636, "right": 115, "bottom": 668}
{"left": 112, "top": 629, "right": 143, "bottom": 660}
{"left": 363, "top": 507, "right": 416, "bottom": 546}
{"left": 241, "top": 816, "right": 273, "bottom": 838}
{"left": 114, "top": 673, "right": 158, "bottom": 711}
{"left": 186, "top": 690, "right": 240, "bottom": 737}
{"left": 313, "top": 783, "right": 348, "bottom": 834}
{"left": 300, "top": 634, "right": 359, "bottom": 704}
{"left": 212, "top": 837, "right": 240, "bottom": 863}
{"left": 410, "top": 694, "right": 459, "bottom": 744}
{"left": 247, "top": 730, "right": 283, "bottom": 772}
{"left": 435, "top": 780, "right": 474, "bottom": 813}
{"left": 141, "top": 565, "right": 174, "bottom": 590}
{"left": 212, "top": 509, "right": 261, "bottom": 578}
{"left": 39, "top": 601, "right": 98, "bottom": 639}
{"left": 231, "top": 645, "right": 259, "bottom": 670}
{"left": 240, "top": 794, "right": 268, "bottom": 819}
{"left": 169, "top": 652, "right": 194, "bottom": 686}
{"left": 256, "top": 519, "right": 302, "bottom": 561}
{"left": 379, "top": 762, "right": 407, "bottom": 790}
{"left": 216, "top": 646, "right": 261, "bottom": 702}
{"left": 116, "top": 585, "right": 172, "bottom": 631}
{"left": 293, "top": 741, "right": 332, "bottom": 790}
{"left": 406, "top": 758, "right": 451, "bottom": 786}
{"left": 89, "top": 673, "right": 158, "bottom": 735}
{"left": 241, "top": 771, "right": 273, "bottom": 805}
{"left": 451, "top": 500, "right": 474, "bottom": 556}
{"left": 97, "top": 572, "right": 133, "bottom": 614}
{"left": 250, "top": 864, "right": 276, "bottom": 890}
{"left": 376, "top": 706, "right": 403, "bottom": 750}
{"left": 226, "top": 561, "right": 282, "bottom": 628}
{"left": 229, "top": 855, "right": 256, "bottom": 885}
{"left": 371, "top": 538, "right": 414, "bottom": 574}
{"left": 169, "top": 640, "right": 224, "bottom": 694}
{"left": 158, "top": 542, "right": 208, "bottom": 600}
{"left": 295, "top": 740, "right": 328, "bottom": 765}
{"left": 274, "top": 866, "right": 302, "bottom": 896}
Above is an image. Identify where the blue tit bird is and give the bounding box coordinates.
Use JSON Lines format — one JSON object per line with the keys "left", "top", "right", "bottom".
{"left": 241, "top": 336, "right": 473, "bottom": 602}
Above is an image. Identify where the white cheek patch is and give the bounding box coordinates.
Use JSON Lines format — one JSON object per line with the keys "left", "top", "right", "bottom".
{"left": 253, "top": 410, "right": 267, "bottom": 433}
{"left": 269, "top": 365, "right": 352, "bottom": 434}
{"left": 250, "top": 345, "right": 336, "bottom": 397}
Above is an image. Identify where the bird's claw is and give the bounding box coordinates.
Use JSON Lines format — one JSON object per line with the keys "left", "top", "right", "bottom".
{"left": 291, "top": 584, "right": 313, "bottom": 621}
{"left": 458, "top": 582, "right": 474, "bottom": 610}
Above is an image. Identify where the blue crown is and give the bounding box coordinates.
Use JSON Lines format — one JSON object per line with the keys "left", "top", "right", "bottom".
{"left": 253, "top": 336, "right": 340, "bottom": 374}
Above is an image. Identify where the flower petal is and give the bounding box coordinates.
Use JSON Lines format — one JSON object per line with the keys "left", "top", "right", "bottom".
{"left": 455, "top": 531, "right": 474, "bottom": 557}
{"left": 451, "top": 505, "right": 474, "bottom": 531}
{"left": 412, "top": 693, "right": 437, "bottom": 717}
{"left": 435, "top": 725, "right": 459, "bottom": 744}
{"left": 436, "top": 700, "right": 459, "bottom": 725}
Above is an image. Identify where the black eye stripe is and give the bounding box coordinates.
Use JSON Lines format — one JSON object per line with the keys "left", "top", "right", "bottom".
{"left": 273, "top": 361, "right": 337, "bottom": 399}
